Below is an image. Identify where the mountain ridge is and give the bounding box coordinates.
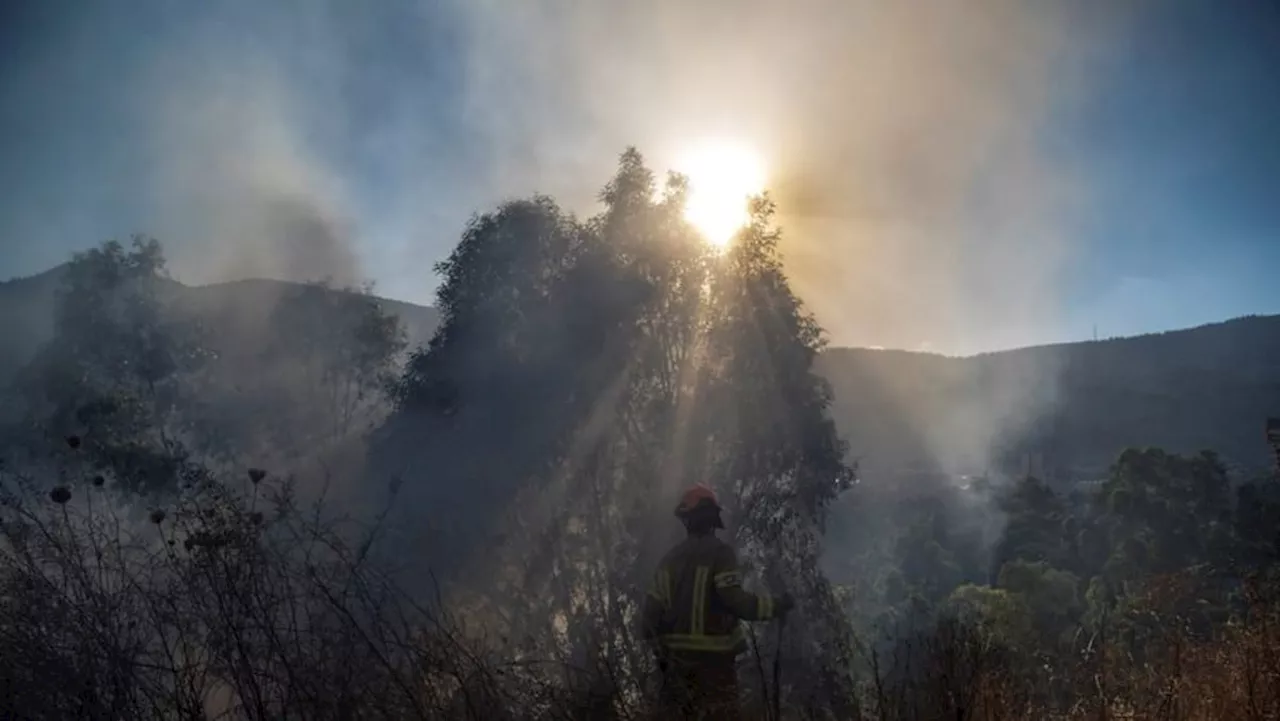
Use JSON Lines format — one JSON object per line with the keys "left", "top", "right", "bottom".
{"left": 7, "top": 261, "right": 1275, "bottom": 357}
{"left": 3, "top": 263, "right": 1277, "bottom": 477}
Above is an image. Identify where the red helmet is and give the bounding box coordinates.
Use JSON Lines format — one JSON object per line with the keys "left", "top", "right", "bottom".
{"left": 674, "top": 484, "right": 721, "bottom": 517}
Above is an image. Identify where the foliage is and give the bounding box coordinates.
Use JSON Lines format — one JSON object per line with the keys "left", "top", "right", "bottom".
{"left": 0, "top": 452, "right": 580, "bottom": 720}
{"left": 944, "top": 584, "right": 1033, "bottom": 647}
{"left": 200, "top": 280, "right": 407, "bottom": 464}
{"left": 992, "top": 476, "right": 1073, "bottom": 574}
{"left": 11, "top": 237, "right": 212, "bottom": 495}
{"left": 829, "top": 434, "right": 1280, "bottom": 719}
{"left": 2, "top": 238, "right": 408, "bottom": 497}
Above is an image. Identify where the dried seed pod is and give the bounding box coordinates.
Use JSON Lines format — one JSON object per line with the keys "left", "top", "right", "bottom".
{"left": 91, "top": 475, "right": 105, "bottom": 487}
{"left": 50, "top": 487, "right": 71, "bottom": 505}
{"left": 65, "top": 436, "right": 81, "bottom": 450}
{"left": 149, "top": 509, "right": 166, "bottom": 524}
{"left": 247, "top": 468, "right": 267, "bottom": 484}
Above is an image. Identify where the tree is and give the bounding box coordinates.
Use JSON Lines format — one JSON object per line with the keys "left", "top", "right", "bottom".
{"left": 1095, "top": 448, "right": 1232, "bottom": 581}
{"left": 1234, "top": 480, "right": 1280, "bottom": 569}
{"left": 199, "top": 280, "right": 407, "bottom": 464}
{"left": 890, "top": 497, "right": 972, "bottom": 604}
{"left": 944, "top": 584, "right": 1034, "bottom": 649}
{"left": 995, "top": 559, "right": 1081, "bottom": 645}
{"left": 14, "top": 237, "right": 211, "bottom": 495}
{"left": 372, "top": 148, "right": 858, "bottom": 715}
{"left": 992, "top": 476, "right": 1074, "bottom": 577}
{"left": 665, "top": 189, "right": 859, "bottom": 713}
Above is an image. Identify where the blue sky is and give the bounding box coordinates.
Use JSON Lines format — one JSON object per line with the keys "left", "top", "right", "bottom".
{"left": 0, "top": 0, "right": 1276, "bottom": 355}
{"left": 1060, "top": 1, "right": 1280, "bottom": 341}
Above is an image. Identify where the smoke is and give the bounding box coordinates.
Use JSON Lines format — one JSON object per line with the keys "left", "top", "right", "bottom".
{"left": 769, "top": 1, "right": 1091, "bottom": 357}
{"left": 446, "top": 0, "right": 1137, "bottom": 476}
{"left": 450, "top": 0, "right": 1134, "bottom": 356}
{"left": 4, "top": 0, "right": 1136, "bottom": 354}
{"left": 139, "top": 9, "right": 363, "bottom": 288}
{"left": 121, "top": 0, "right": 1132, "bottom": 476}
{"left": 3, "top": 0, "right": 1142, "bottom": 477}
{"left": 152, "top": 86, "right": 359, "bottom": 287}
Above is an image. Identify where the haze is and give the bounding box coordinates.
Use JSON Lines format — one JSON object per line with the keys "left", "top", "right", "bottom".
{"left": 1, "top": 0, "right": 1277, "bottom": 355}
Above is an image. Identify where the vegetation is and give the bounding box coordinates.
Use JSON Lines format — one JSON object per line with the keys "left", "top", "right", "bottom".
{"left": 0, "top": 148, "right": 1278, "bottom": 719}
{"left": 828, "top": 447, "right": 1280, "bottom": 720}
{"left": 372, "top": 148, "right": 857, "bottom": 714}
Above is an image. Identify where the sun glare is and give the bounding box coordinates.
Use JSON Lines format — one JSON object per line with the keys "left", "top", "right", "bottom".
{"left": 677, "top": 140, "right": 766, "bottom": 249}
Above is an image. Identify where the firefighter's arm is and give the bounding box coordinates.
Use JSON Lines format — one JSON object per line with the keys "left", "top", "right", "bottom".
{"left": 639, "top": 566, "right": 672, "bottom": 643}
{"left": 711, "top": 545, "right": 786, "bottom": 621}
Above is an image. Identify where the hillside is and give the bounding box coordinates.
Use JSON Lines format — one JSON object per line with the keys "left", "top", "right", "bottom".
{"left": 821, "top": 315, "right": 1280, "bottom": 481}
{"left": 0, "top": 267, "right": 65, "bottom": 381}
{"left": 0, "top": 268, "right": 440, "bottom": 382}
{"left": 3, "top": 265, "right": 1277, "bottom": 479}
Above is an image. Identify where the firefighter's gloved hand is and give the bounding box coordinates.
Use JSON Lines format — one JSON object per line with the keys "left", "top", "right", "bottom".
{"left": 776, "top": 593, "right": 796, "bottom": 618}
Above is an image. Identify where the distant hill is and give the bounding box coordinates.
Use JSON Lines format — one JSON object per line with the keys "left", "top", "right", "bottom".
{"left": 0, "top": 266, "right": 66, "bottom": 381}
{"left": 820, "top": 315, "right": 1280, "bottom": 481}
{"left": 3, "top": 264, "right": 1277, "bottom": 479}
{"left": 0, "top": 268, "right": 440, "bottom": 382}
{"left": 178, "top": 277, "right": 441, "bottom": 352}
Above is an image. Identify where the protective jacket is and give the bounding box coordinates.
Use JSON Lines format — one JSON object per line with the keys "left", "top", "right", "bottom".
{"left": 640, "top": 533, "right": 781, "bottom": 656}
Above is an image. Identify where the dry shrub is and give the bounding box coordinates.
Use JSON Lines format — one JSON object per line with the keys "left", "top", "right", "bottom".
{"left": 851, "top": 571, "right": 1280, "bottom": 721}
{"left": 1067, "top": 571, "right": 1280, "bottom": 721}
{"left": 857, "top": 615, "right": 1033, "bottom": 721}
{"left": 0, "top": 465, "right": 598, "bottom": 720}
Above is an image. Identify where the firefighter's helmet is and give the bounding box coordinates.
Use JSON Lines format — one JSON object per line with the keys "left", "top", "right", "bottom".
{"left": 675, "top": 485, "right": 724, "bottom": 528}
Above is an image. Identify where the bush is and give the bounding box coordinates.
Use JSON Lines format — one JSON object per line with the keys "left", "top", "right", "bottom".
{"left": 0, "top": 464, "right": 590, "bottom": 720}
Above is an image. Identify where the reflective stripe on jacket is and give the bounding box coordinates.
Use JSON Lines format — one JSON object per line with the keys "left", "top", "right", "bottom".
{"left": 640, "top": 534, "right": 778, "bottom": 656}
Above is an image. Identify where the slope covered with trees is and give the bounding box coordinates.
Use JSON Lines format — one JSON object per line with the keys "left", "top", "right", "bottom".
{"left": 822, "top": 443, "right": 1280, "bottom": 719}
{"left": 822, "top": 315, "right": 1280, "bottom": 481}
{"left": 0, "top": 238, "right": 413, "bottom": 493}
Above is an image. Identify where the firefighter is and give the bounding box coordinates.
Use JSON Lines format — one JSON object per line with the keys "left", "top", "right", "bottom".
{"left": 640, "top": 484, "right": 794, "bottom": 719}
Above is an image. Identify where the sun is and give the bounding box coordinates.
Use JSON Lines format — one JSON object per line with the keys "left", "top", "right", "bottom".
{"left": 677, "top": 140, "right": 766, "bottom": 249}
